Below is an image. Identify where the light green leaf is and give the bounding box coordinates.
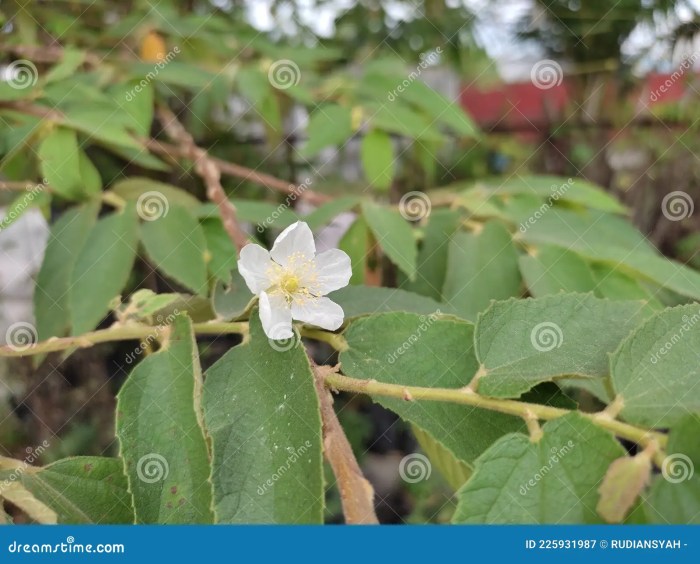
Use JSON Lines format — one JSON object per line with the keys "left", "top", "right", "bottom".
{"left": 611, "top": 305, "right": 700, "bottom": 427}
{"left": 110, "top": 177, "right": 201, "bottom": 210}
{"left": 116, "top": 315, "right": 213, "bottom": 524}
{"left": 69, "top": 205, "right": 139, "bottom": 335}
{"left": 19, "top": 457, "right": 133, "bottom": 524}
{"left": 203, "top": 313, "right": 324, "bottom": 523}
{"left": 304, "top": 196, "right": 360, "bottom": 230}
{"left": 452, "top": 414, "right": 625, "bottom": 523}
{"left": 211, "top": 270, "right": 253, "bottom": 320}
{"left": 340, "top": 313, "right": 524, "bottom": 466}
{"left": 38, "top": 127, "right": 83, "bottom": 199}
{"left": 519, "top": 246, "right": 595, "bottom": 296}
{"left": 442, "top": 222, "right": 522, "bottom": 321}
{"left": 201, "top": 218, "right": 238, "bottom": 282}
{"left": 140, "top": 205, "right": 209, "bottom": 296}
{"left": 362, "top": 201, "right": 417, "bottom": 280}
{"left": 328, "top": 285, "right": 453, "bottom": 319}
{"left": 301, "top": 104, "right": 353, "bottom": 157}
{"left": 339, "top": 215, "right": 370, "bottom": 285}
{"left": 44, "top": 48, "right": 85, "bottom": 84}
{"left": 412, "top": 426, "right": 471, "bottom": 491}
{"left": 360, "top": 130, "right": 394, "bottom": 190}
{"left": 474, "top": 294, "right": 648, "bottom": 398}
{"left": 35, "top": 204, "right": 99, "bottom": 340}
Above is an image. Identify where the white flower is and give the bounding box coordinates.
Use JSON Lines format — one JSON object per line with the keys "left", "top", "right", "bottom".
{"left": 238, "top": 221, "right": 352, "bottom": 340}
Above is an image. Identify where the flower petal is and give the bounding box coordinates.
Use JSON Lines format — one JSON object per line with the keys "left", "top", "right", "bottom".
{"left": 270, "top": 221, "right": 315, "bottom": 266}
{"left": 291, "top": 297, "right": 344, "bottom": 331}
{"left": 259, "top": 291, "right": 293, "bottom": 339}
{"left": 311, "top": 248, "right": 352, "bottom": 295}
{"left": 238, "top": 244, "right": 274, "bottom": 295}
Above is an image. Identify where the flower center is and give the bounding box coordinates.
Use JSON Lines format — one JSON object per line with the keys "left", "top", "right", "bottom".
{"left": 280, "top": 273, "right": 300, "bottom": 295}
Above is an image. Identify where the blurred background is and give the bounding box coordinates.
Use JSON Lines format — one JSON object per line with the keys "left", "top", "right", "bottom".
{"left": 1, "top": 0, "right": 699, "bottom": 523}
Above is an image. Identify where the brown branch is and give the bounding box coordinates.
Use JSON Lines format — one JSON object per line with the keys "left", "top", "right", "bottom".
{"left": 156, "top": 106, "right": 249, "bottom": 251}
{"left": 312, "top": 363, "right": 379, "bottom": 525}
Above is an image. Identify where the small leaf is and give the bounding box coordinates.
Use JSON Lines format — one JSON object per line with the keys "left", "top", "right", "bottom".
{"left": 305, "top": 196, "right": 360, "bottom": 230}
{"left": 597, "top": 452, "right": 652, "bottom": 523}
{"left": 38, "top": 127, "right": 83, "bottom": 199}
{"left": 201, "top": 218, "right": 238, "bottom": 282}
{"left": 301, "top": 104, "right": 352, "bottom": 157}
{"left": 111, "top": 177, "right": 201, "bottom": 210}
{"left": 519, "top": 246, "right": 596, "bottom": 296}
{"left": 362, "top": 201, "right": 417, "bottom": 280}
{"left": 211, "top": 270, "right": 253, "bottom": 320}
{"left": 360, "top": 130, "right": 394, "bottom": 190}
{"left": 339, "top": 216, "right": 370, "bottom": 285}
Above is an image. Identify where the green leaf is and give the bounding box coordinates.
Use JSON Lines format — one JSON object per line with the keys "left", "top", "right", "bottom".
{"left": 110, "top": 177, "right": 201, "bottom": 210}
{"left": 520, "top": 246, "right": 596, "bottom": 296}
{"left": 38, "top": 127, "right": 84, "bottom": 199}
{"left": 201, "top": 218, "right": 238, "bottom": 282}
{"left": 19, "top": 457, "right": 133, "bottom": 524}
{"left": 645, "top": 414, "right": 700, "bottom": 524}
{"left": 340, "top": 313, "right": 524, "bottom": 466}
{"left": 111, "top": 80, "right": 154, "bottom": 136}
{"left": 44, "top": 48, "right": 85, "bottom": 84}
{"left": 474, "top": 294, "right": 648, "bottom": 398}
{"left": 611, "top": 305, "right": 700, "bottom": 427}
{"left": 596, "top": 452, "right": 652, "bottom": 523}
{"left": 300, "top": 104, "right": 352, "bottom": 157}
{"left": 367, "top": 102, "right": 443, "bottom": 142}
{"left": 452, "top": 414, "right": 625, "bottom": 523}
{"left": 78, "top": 150, "right": 102, "bottom": 196}
{"left": 69, "top": 205, "right": 139, "bottom": 335}
{"left": 203, "top": 312, "right": 324, "bottom": 523}
{"left": 362, "top": 201, "right": 417, "bottom": 280}
{"left": 412, "top": 426, "right": 471, "bottom": 491}
{"left": 305, "top": 196, "right": 360, "bottom": 230}
{"left": 402, "top": 208, "right": 462, "bottom": 301}
{"left": 360, "top": 130, "right": 394, "bottom": 190}
{"left": 339, "top": 216, "right": 370, "bottom": 285}
{"left": 116, "top": 315, "right": 213, "bottom": 524}
{"left": 442, "top": 222, "right": 522, "bottom": 320}
{"left": 140, "top": 205, "right": 209, "bottom": 296}
{"left": 35, "top": 204, "right": 99, "bottom": 340}
{"left": 211, "top": 270, "right": 253, "bottom": 320}
{"left": 328, "top": 285, "right": 453, "bottom": 319}
{"left": 589, "top": 263, "right": 664, "bottom": 312}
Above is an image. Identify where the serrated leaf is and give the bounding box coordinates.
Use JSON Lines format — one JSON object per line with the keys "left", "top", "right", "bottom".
{"left": 140, "top": 204, "right": 209, "bottom": 296}
{"left": 597, "top": 452, "right": 652, "bottom": 523}
{"left": 18, "top": 457, "right": 133, "bottom": 524}
{"left": 340, "top": 313, "right": 524, "bottom": 466}
{"left": 69, "top": 205, "right": 139, "bottom": 335}
{"left": 35, "top": 204, "right": 99, "bottom": 340}
{"left": 360, "top": 130, "right": 394, "bottom": 190}
{"left": 474, "top": 294, "right": 648, "bottom": 398}
{"left": 116, "top": 315, "right": 213, "bottom": 524}
{"left": 362, "top": 201, "right": 417, "bottom": 280}
{"left": 442, "top": 222, "right": 522, "bottom": 320}
{"left": 38, "top": 127, "right": 83, "bottom": 199}
{"left": 203, "top": 312, "right": 324, "bottom": 523}
{"left": 611, "top": 305, "right": 700, "bottom": 427}
{"left": 452, "top": 414, "right": 625, "bottom": 524}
